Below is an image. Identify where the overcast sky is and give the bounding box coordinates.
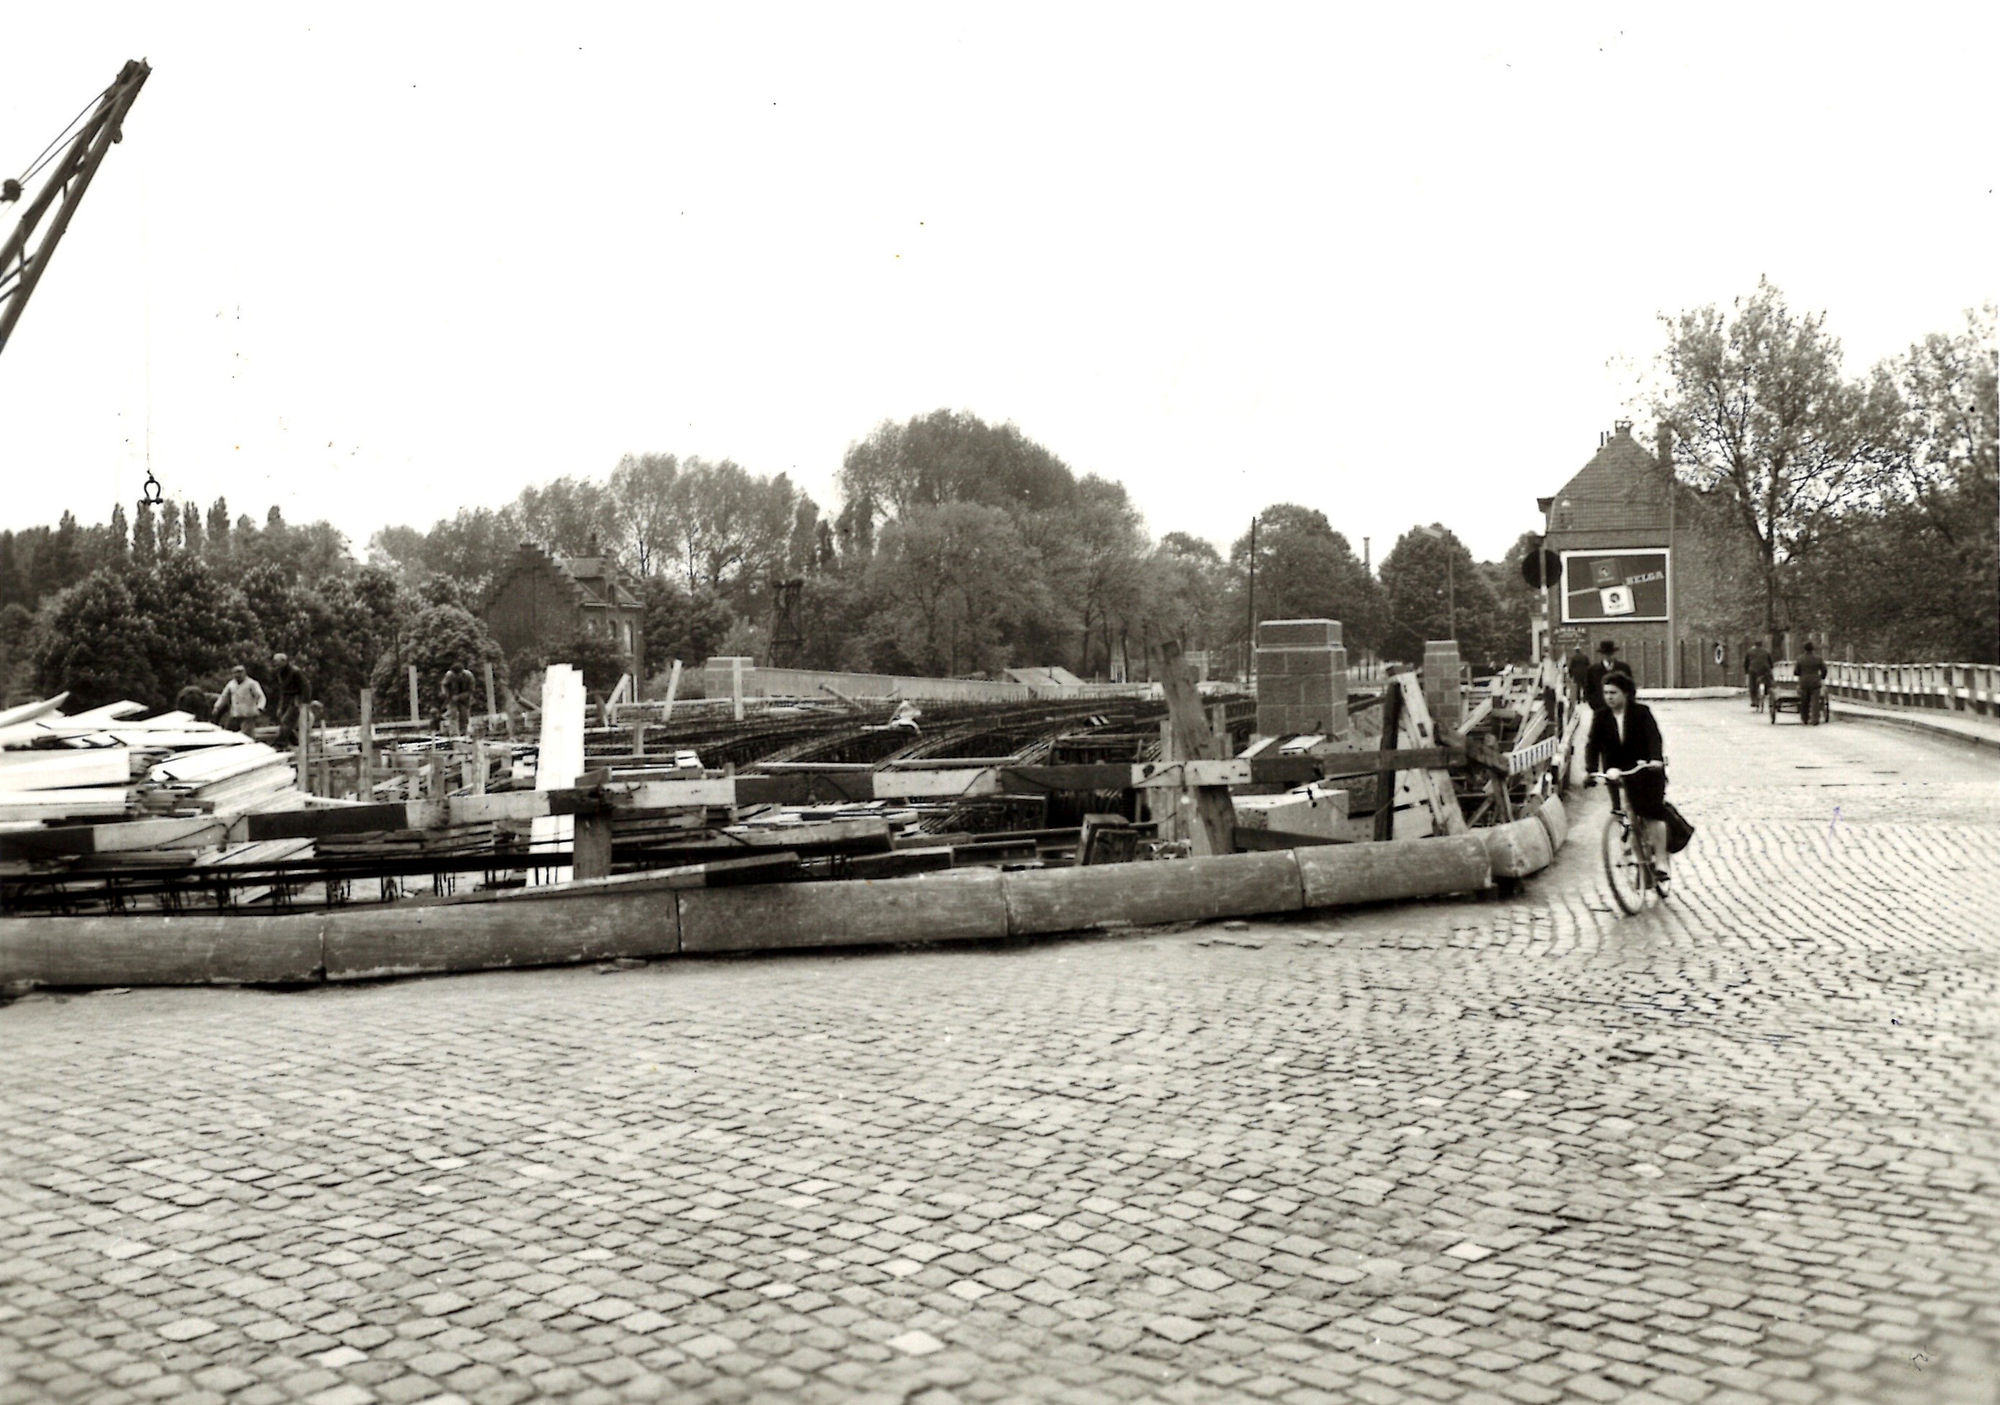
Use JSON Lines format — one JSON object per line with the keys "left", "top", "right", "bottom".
{"left": 2, "top": 3, "right": 1992, "bottom": 565}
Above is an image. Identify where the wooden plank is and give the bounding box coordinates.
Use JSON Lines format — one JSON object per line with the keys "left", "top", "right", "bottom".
{"left": 0, "top": 694, "right": 69, "bottom": 731}
{"left": 60, "top": 700, "right": 148, "bottom": 725}
{"left": 532, "top": 665, "right": 584, "bottom": 884}
{"left": 1232, "top": 826, "right": 1348, "bottom": 851}
{"left": 1158, "top": 641, "right": 1234, "bottom": 857}
{"left": 0, "top": 749, "right": 131, "bottom": 792}
{"left": 0, "top": 789, "right": 132, "bottom": 822}
{"left": 678, "top": 869, "right": 1008, "bottom": 953}
{"left": 1003, "top": 850, "right": 1303, "bottom": 935}
{"left": 0, "top": 815, "right": 233, "bottom": 861}
{"left": 573, "top": 812, "right": 614, "bottom": 880}
{"left": 1373, "top": 676, "right": 1405, "bottom": 843}
{"left": 845, "top": 846, "right": 956, "bottom": 879}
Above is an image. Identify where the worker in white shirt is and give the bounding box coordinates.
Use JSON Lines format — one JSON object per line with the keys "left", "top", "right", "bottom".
{"left": 212, "top": 664, "right": 266, "bottom": 734}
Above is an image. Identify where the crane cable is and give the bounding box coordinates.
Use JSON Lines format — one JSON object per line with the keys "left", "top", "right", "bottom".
{"left": 10, "top": 78, "right": 117, "bottom": 192}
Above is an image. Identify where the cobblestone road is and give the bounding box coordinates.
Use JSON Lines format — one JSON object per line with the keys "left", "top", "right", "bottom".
{"left": 4, "top": 703, "right": 1997, "bottom": 1405}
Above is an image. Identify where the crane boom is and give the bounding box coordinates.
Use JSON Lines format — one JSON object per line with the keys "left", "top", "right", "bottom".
{"left": 0, "top": 58, "right": 151, "bottom": 360}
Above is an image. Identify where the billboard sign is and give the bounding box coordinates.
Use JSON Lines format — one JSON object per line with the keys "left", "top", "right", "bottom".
{"left": 1561, "top": 550, "right": 1668, "bottom": 622}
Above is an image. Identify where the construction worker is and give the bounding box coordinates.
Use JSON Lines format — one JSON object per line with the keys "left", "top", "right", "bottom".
{"left": 271, "top": 652, "right": 311, "bottom": 747}
{"left": 211, "top": 664, "right": 265, "bottom": 734}
{"left": 440, "top": 660, "right": 477, "bottom": 736}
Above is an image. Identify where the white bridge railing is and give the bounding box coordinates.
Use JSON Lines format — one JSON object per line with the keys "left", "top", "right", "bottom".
{"left": 1825, "top": 661, "right": 1997, "bottom": 719}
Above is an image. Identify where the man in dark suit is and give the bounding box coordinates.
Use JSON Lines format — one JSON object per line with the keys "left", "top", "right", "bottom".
{"left": 1795, "top": 641, "right": 1828, "bottom": 725}
{"left": 1585, "top": 672, "right": 1672, "bottom": 879}
{"left": 1584, "top": 639, "right": 1630, "bottom": 715}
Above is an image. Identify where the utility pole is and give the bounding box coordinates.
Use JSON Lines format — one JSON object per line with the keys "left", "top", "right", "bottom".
{"left": 1245, "top": 515, "right": 1258, "bottom": 684}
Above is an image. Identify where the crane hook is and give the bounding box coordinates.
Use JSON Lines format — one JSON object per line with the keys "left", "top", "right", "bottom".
{"left": 140, "top": 470, "right": 163, "bottom": 505}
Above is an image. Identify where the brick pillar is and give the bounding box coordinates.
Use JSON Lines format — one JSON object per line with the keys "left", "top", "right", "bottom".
{"left": 1254, "top": 619, "right": 1348, "bottom": 739}
{"left": 1422, "top": 640, "right": 1462, "bottom": 734}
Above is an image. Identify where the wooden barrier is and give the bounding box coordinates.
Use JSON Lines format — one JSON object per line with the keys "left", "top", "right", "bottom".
{"left": 0, "top": 911, "right": 324, "bottom": 987}
{"left": 322, "top": 883, "right": 682, "bottom": 982}
{"left": 677, "top": 869, "right": 1008, "bottom": 953}
{"left": 1295, "top": 834, "right": 1491, "bottom": 908}
{"left": 1003, "top": 851, "right": 1304, "bottom": 936}
{"left": 1482, "top": 813, "right": 1555, "bottom": 879}
{"left": 1535, "top": 795, "right": 1570, "bottom": 852}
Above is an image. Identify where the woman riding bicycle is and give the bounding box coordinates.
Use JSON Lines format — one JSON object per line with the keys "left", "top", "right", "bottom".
{"left": 1584, "top": 673, "right": 1672, "bottom": 882}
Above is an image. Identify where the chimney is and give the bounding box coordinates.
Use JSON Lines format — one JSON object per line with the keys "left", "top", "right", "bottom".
{"left": 1614, "top": 419, "right": 1633, "bottom": 438}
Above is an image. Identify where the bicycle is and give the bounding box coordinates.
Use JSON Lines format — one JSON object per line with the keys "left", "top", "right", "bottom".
{"left": 1591, "top": 760, "right": 1668, "bottom": 914}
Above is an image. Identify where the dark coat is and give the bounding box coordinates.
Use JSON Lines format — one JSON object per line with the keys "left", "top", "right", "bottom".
{"left": 1585, "top": 700, "right": 1668, "bottom": 819}
{"left": 1795, "top": 653, "right": 1827, "bottom": 686}
{"left": 1585, "top": 657, "right": 1632, "bottom": 712}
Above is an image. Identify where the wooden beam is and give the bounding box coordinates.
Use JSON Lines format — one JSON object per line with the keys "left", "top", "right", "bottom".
{"left": 1158, "top": 641, "right": 1234, "bottom": 856}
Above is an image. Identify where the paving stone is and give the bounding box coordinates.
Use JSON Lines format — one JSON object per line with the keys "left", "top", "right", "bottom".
{"left": 2, "top": 706, "right": 1997, "bottom": 1402}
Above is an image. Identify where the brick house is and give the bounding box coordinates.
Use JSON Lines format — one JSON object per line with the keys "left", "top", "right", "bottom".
{"left": 1538, "top": 422, "right": 1757, "bottom": 689}
{"left": 483, "top": 541, "right": 644, "bottom": 676}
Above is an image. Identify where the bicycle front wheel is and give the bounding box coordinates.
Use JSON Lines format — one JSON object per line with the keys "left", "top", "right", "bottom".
{"left": 1602, "top": 812, "right": 1652, "bottom": 914}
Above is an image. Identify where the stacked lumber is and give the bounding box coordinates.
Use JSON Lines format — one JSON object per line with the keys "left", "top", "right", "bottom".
{"left": 1, "top": 697, "right": 311, "bottom": 866}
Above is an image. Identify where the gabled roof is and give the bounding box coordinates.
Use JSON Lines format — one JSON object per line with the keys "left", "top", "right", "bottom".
{"left": 486, "top": 542, "right": 642, "bottom": 613}
{"left": 1544, "top": 426, "right": 1670, "bottom": 537}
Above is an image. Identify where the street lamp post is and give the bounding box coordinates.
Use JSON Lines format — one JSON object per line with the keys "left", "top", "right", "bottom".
{"left": 1414, "top": 525, "right": 1456, "bottom": 640}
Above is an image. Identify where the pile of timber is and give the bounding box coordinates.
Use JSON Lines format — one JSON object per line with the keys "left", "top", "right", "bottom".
{"left": 0, "top": 696, "right": 331, "bottom": 914}
{"left": 0, "top": 695, "right": 307, "bottom": 828}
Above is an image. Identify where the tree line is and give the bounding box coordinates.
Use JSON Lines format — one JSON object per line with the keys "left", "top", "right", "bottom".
{"left": 5, "top": 286, "right": 1988, "bottom": 713}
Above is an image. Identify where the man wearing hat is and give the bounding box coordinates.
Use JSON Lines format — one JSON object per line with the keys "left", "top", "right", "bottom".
{"left": 1584, "top": 639, "right": 1631, "bottom": 717}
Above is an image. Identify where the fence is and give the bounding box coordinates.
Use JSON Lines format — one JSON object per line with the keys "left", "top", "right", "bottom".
{"left": 1825, "top": 661, "right": 1998, "bottom": 719}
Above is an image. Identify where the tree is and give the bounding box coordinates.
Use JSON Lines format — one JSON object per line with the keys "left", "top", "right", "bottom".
{"left": 1227, "top": 505, "right": 1383, "bottom": 653}
{"left": 1028, "top": 476, "right": 1148, "bottom": 676}
{"left": 106, "top": 504, "right": 129, "bottom": 564}
{"left": 128, "top": 554, "right": 265, "bottom": 703}
{"left": 1378, "top": 525, "right": 1508, "bottom": 666}
{"left": 131, "top": 501, "right": 158, "bottom": 568}
{"left": 369, "top": 605, "right": 506, "bottom": 717}
{"left": 608, "top": 452, "right": 679, "bottom": 578}
{"left": 1652, "top": 278, "right": 1881, "bottom": 639}
{"left": 838, "top": 411, "right": 1078, "bottom": 535}
{"left": 662, "top": 458, "right": 798, "bottom": 598}
{"left": 31, "top": 571, "right": 160, "bottom": 710}
{"left": 206, "top": 497, "right": 231, "bottom": 557}
{"left": 181, "top": 501, "right": 204, "bottom": 557}
{"left": 516, "top": 476, "right": 620, "bottom": 559}
{"left": 863, "top": 502, "right": 1051, "bottom": 676}
{"left": 638, "top": 575, "right": 733, "bottom": 675}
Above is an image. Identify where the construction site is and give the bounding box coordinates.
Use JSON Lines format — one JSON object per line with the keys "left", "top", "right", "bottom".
{"left": 0, "top": 617, "right": 1584, "bottom": 988}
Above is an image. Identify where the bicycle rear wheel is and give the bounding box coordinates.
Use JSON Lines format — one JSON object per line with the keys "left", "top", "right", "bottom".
{"left": 1602, "top": 811, "right": 1652, "bottom": 914}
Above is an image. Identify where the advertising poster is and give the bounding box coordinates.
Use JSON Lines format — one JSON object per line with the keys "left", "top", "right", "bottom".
{"left": 1561, "top": 550, "right": 1669, "bottom": 622}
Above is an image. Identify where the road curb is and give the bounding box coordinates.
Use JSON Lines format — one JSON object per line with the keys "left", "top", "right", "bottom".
{"left": 1831, "top": 703, "right": 2000, "bottom": 753}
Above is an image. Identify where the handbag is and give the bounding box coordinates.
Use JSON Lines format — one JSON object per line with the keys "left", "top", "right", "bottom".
{"left": 1663, "top": 801, "right": 1696, "bottom": 854}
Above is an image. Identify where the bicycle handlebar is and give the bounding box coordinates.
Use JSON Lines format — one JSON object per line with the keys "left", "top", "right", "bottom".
{"left": 1586, "top": 759, "right": 1666, "bottom": 780}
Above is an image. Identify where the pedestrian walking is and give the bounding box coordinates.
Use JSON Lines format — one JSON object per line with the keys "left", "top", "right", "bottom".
{"left": 440, "top": 660, "right": 477, "bottom": 737}
{"left": 1743, "top": 639, "right": 1775, "bottom": 712}
{"left": 1565, "top": 645, "right": 1591, "bottom": 713}
{"left": 1537, "top": 647, "right": 1566, "bottom": 727}
{"left": 271, "top": 652, "right": 311, "bottom": 747}
{"left": 211, "top": 664, "right": 265, "bottom": 734}
{"left": 1795, "top": 641, "right": 1828, "bottom": 725}
{"left": 1584, "top": 640, "right": 1629, "bottom": 715}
